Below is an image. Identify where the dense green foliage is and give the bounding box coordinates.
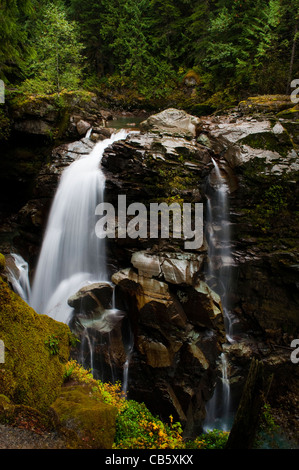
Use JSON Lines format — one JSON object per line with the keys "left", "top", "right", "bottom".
{"left": 0, "top": 0, "right": 298, "bottom": 104}
{"left": 64, "top": 360, "right": 229, "bottom": 449}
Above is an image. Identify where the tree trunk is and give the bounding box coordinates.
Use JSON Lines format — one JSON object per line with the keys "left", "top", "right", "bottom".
{"left": 56, "top": 44, "right": 60, "bottom": 95}
{"left": 225, "top": 359, "right": 273, "bottom": 449}
{"left": 286, "top": 23, "right": 298, "bottom": 94}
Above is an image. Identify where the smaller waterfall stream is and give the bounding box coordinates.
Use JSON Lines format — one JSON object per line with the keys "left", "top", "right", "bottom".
{"left": 7, "top": 253, "right": 31, "bottom": 303}
{"left": 204, "top": 158, "right": 234, "bottom": 432}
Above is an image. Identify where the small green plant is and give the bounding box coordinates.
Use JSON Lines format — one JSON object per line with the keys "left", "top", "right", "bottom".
{"left": 254, "top": 401, "right": 280, "bottom": 448}
{"left": 68, "top": 332, "right": 80, "bottom": 348}
{"left": 44, "top": 334, "right": 59, "bottom": 355}
{"left": 63, "top": 361, "right": 76, "bottom": 380}
{"left": 185, "top": 429, "right": 229, "bottom": 449}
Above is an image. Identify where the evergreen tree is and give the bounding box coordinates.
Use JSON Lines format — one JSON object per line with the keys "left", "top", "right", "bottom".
{"left": 22, "top": 2, "right": 83, "bottom": 93}
{"left": 148, "top": 0, "right": 193, "bottom": 67}
{"left": 202, "top": 0, "right": 285, "bottom": 93}
{"left": 0, "top": 0, "right": 34, "bottom": 81}
{"left": 68, "top": 0, "right": 108, "bottom": 76}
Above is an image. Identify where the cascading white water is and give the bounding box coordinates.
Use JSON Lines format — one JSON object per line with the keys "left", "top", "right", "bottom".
{"left": 208, "top": 158, "right": 235, "bottom": 340}
{"left": 29, "top": 130, "right": 128, "bottom": 324}
{"left": 204, "top": 158, "right": 234, "bottom": 432}
{"left": 7, "top": 253, "right": 31, "bottom": 303}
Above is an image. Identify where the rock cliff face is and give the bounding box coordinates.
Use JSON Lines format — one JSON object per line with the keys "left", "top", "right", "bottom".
{"left": 2, "top": 101, "right": 299, "bottom": 436}
{"left": 197, "top": 108, "right": 299, "bottom": 339}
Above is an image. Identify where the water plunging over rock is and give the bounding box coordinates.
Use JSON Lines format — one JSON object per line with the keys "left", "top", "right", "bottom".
{"left": 29, "top": 130, "right": 128, "bottom": 323}
{"left": 203, "top": 157, "right": 235, "bottom": 431}
{"left": 6, "top": 253, "right": 31, "bottom": 303}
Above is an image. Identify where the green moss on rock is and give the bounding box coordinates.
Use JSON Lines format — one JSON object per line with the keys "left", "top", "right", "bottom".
{"left": 0, "top": 254, "right": 5, "bottom": 272}
{"left": 239, "top": 95, "right": 294, "bottom": 114}
{"left": 50, "top": 384, "right": 117, "bottom": 449}
{"left": 239, "top": 131, "right": 293, "bottom": 157}
{"left": 276, "top": 105, "right": 299, "bottom": 120}
{"left": 0, "top": 277, "right": 71, "bottom": 411}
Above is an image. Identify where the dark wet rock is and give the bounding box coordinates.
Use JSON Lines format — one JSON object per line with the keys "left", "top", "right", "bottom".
{"left": 3, "top": 104, "right": 299, "bottom": 437}
{"left": 9, "top": 91, "right": 106, "bottom": 140}
{"left": 68, "top": 282, "right": 113, "bottom": 313}
{"left": 76, "top": 120, "right": 91, "bottom": 136}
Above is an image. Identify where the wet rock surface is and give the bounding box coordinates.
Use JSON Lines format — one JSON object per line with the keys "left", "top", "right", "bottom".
{"left": 1, "top": 103, "right": 299, "bottom": 439}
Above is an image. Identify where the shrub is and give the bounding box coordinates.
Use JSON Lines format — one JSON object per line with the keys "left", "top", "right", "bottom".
{"left": 63, "top": 360, "right": 230, "bottom": 449}
{"left": 114, "top": 402, "right": 183, "bottom": 449}
{"left": 185, "top": 429, "right": 229, "bottom": 449}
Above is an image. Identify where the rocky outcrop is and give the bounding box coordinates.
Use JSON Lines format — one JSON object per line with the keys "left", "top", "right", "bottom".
{"left": 3, "top": 102, "right": 299, "bottom": 437}
{"left": 9, "top": 90, "right": 105, "bottom": 140}
{"left": 98, "top": 104, "right": 299, "bottom": 433}
{"left": 197, "top": 103, "right": 299, "bottom": 346}
{"left": 198, "top": 113, "right": 299, "bottom": 176}
{"left": 109, "top": 264, "right": 225, "bottom": 434}
{"left": 131, "top": 250, "right": 204, "bottom": 285}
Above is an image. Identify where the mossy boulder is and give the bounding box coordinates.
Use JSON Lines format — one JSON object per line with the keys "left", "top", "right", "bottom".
{"left": 50, "top": 384, "right": 117, "bottom": 449}
{"left": 8, "top": 90, "right": 104, "bottom": 140}
{"left": 238, "top": 95, "right": 294, "bottom": 114}
{"left": 183, "top": 70, "right": 201, "bottom": 88}
{"left": 276, "top": 104, "right": 299, "bottom": 120}
{"left": 239, "top": 129, "right": 293, "bottom": 157}
{"left": 0, "top": 276, "right": 71, "bottom": 411}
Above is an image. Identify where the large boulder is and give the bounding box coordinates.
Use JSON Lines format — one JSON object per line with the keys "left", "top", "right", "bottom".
{"left": 140, "top": 108, "right": 201, "bottom": 139}
{"left": 50, "top": 383, "right": 117, "bottom": 449}
{"left": 68, "top": 282, "right": 113, "bottom": 313}
{"left": 131, "top": 250, "right": 204, "bottom": 285}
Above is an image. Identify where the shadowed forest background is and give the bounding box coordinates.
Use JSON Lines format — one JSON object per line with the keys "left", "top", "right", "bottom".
{"left": 0, "top": 0, "right": 298, "bottom": 108}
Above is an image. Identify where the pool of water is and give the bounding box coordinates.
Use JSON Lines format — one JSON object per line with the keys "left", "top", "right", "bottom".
{"left": 107, "top": 116, "right": 145, "bottom": 130}
{"left": 255, "top": 430, "right": 299, "bottom": 449}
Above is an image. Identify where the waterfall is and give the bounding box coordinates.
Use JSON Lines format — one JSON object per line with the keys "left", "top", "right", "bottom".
{"left": 207, "top": 158, "right": 235, "bottom": 341}
{"left": 29, "top": 130, "right": 128, "bottom": 324}
{"left": 204, "top": 157, "right": 234, "bottom": 432}
{"left": 7, "top": 253, "right": 31, "bottom": 303}
{"left": 122, "top": 335, "right": 134, "bottom": 396}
